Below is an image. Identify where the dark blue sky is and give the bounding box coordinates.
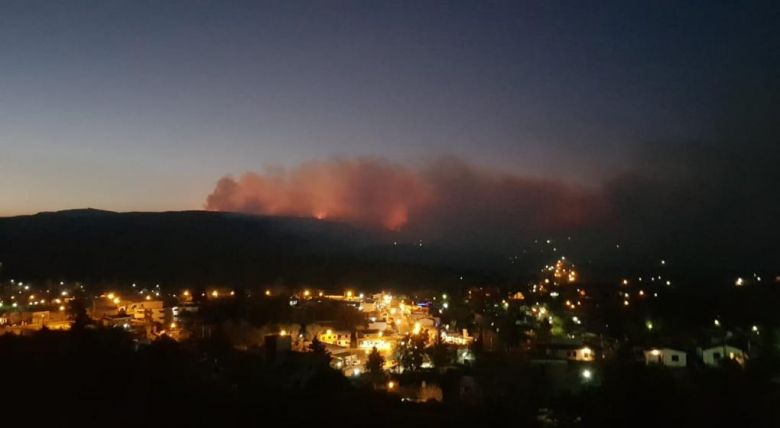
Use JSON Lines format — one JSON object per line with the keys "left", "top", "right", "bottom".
{"left": 0, "top": 0, "right": 777, "bottom": 214}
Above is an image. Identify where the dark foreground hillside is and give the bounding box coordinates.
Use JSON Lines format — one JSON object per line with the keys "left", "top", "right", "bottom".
{"left": 2, "top": 327, "right": 778, "bottom": 428}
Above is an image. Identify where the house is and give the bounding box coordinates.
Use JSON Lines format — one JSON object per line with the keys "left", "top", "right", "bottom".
{"left": 122, "top": 300, "right": 165, "bottom": 323}
{"left": 367, "top": 320, "right": 388, "bottom": 331}
{"left": 359, "top": 302, "right": 377, "bottom": 312}
{"left": 101, "top": 314, "right": 133, "bottom": 329}
{"left": 702, "top": 345, "right": 747, "bottom": 367}
{"left": 567, "top": 346, "right": 596, "bottom": 362}
{"left": 644, "top": 348, "right": 687, "bottom": 367}
{"left": 535, "top": 342, "right": 596, "bottom": 362}
{"left": 330, "top": 348, "right": 360, "bottom": 372}
{"left": 357, "top": 332, "right": 393, "bottom": 352}
{"left": 441, "top": 329, "right": 473, "bottom": 346}
{"left": 318, "top": 329, "right": 352, "bottom": 347}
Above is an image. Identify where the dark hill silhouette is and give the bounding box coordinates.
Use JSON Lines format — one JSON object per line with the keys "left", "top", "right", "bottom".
{"left": 0, "top": 210, "right": 498, "bottom": 288}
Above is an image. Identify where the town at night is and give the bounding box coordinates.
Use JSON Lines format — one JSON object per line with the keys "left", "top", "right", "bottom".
{"left": 1, "top": 1, "right": 778, "bottom": 427}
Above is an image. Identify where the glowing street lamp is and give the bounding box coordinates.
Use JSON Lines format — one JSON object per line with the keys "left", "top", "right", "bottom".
{"left": 581, "top": 369, "right": 593, "bottom": 381}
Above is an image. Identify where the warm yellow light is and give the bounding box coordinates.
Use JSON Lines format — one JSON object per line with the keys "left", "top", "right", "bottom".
{"left": 170, "top": 322, "right": 177, "bottom": 329}
{"left": 211, "top": 290, "right": 219, "bottom": 297}
{"left": 303, "top": 290, "right": 310, "bottom": 297}
{"left": 113, "top": 297, "right": 120, "bottom": 304}
{"left": 145, "top": 295, "right": 151, "bottom": 300}
{"left": 182, "top": 290, "right": 190, "bottom": 296}
{"left": 326, "top": 329, "right": 333, "bottom": 335}
{"left": 280, "top": 329, "right": 287, "bottom": 336}
{"left": 651, "top": 349, "right": 661, "bottom": 356}
{"left": 265, "top": 290, "right": 271, "bottom": 296}
{"left": 387, "top": 381, "right": 395, "bottom": 389}
{"left": 346, "top": 291, "right": 353, "bottom": 298}
{"left": 107, "top": 293, "right": 114, "bottom": 299}
{"left": 59, "top": 305, "right": 65, "bottom": 311}
{"left": 412, "top": 322, "right": 421, "bottom": 335}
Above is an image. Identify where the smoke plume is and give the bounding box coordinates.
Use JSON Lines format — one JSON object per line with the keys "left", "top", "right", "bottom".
{"left": 204, "top": 157, "right": 600, "bottom": 237}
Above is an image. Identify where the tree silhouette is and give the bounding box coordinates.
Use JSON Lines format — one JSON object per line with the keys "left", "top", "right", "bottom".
{"left": 429, "top": 341, "right": 451, "bottom": 369}
{"left": 309, "top": 335, "right": 330, "bottom": 364}
{"left": 69, "top": 298, "right": 91, "bottom": 331}
{"left": 398, "top": 333, "right": 426, "bottom": 372}
{"left": 366, "top": 346, "right": 385, "bottom": 384}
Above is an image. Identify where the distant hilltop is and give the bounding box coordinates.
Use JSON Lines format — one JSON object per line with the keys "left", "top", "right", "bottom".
{"left": 0, "top": 209, "right": 496, "bottom": 288}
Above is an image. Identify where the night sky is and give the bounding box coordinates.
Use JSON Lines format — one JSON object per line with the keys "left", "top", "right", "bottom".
{"left": 1, "top": 1, "right": 778, "bottom": 266}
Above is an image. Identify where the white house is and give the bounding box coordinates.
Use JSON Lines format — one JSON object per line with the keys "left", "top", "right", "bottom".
{"left": 567, "top": 346, "right": 596, "bottom": 361}
{"left": 702, "top": 345, "right": 747, "bottom": 367}
{"left": 644, "top": 348, "right": 687, "bottom": 367}
{"left": 123, "top": 300, "right": 165, "bottom": 323}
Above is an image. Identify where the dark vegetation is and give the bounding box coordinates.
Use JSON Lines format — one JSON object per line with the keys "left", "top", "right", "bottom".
{"left": 1, "top": 326, "right": 777, "bottom": 427}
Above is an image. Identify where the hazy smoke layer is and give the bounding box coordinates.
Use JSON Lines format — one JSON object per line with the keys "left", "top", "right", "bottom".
{"left": 204, "top": 80, "right": 779, "bottom": 271}
{"left": 205, "top": 157, "right": 599, "bottom": 235}
{"left": 205, "top": 158, "right": 432, "bottom": 230}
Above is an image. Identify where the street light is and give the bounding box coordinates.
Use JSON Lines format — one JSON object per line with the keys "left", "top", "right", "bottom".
{"left": 581, "top": 369, "right": 593, "bottom": 381}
